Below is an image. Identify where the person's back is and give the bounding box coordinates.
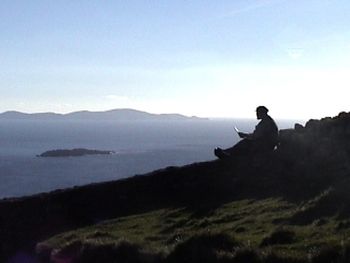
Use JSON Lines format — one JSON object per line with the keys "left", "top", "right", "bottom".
{"left": 251, "top": 112, "right": 278, "bottom": 152}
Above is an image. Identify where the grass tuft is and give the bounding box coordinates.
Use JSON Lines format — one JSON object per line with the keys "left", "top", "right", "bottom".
{"left": 260, "top": 228, "right": 296, "bottom": 247}
{"left": 166, "top": 233, "right": 239, "bottom": 263}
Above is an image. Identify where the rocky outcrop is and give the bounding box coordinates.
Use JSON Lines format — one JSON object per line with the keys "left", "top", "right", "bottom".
{"left": 278, "top": 112, "right": 350, "bottom": 165}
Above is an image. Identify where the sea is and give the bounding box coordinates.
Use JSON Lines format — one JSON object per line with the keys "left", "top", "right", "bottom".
{"left": 0, "top": 119, "right": 298, "bottom": 199}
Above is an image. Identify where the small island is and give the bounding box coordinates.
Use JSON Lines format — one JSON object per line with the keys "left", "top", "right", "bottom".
{"left": 37, "top": 148, "right": 115, "bottom": 157}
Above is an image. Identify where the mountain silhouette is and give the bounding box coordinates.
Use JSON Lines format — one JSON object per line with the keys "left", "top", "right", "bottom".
{"left": 0, "top": 109, "right": 206, "bottom": 121}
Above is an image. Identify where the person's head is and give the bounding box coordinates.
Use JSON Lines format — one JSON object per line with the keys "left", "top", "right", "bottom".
{"left": 256, "top": 106, "right": 269, "bottom": 119}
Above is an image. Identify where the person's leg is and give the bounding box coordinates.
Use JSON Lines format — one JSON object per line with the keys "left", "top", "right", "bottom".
{"left": 224, "top": 139, "right": 253, "bottom": 155}
{"left": 214, "top": 147, "right": 230, "bottom": 159}
{"left": 214, "top": 139, "right": 253, "bottom": 159}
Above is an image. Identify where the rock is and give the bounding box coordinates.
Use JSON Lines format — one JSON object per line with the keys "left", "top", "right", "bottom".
{"left": 294, "top": 123, "right": 304, "bottom": 132}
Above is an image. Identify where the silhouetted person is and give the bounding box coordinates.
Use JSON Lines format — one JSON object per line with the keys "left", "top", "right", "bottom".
{"left": 214, "top": 106, "right": 278, "bottom": 160}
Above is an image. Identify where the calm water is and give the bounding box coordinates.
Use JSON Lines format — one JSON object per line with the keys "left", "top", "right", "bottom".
{"left": 0, "top": 119, "right": 297, "bottom": 199}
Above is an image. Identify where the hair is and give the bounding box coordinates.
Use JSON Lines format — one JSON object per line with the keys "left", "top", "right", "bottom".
{"left": 256, "top": 106, "right": 269, "bottom": 114}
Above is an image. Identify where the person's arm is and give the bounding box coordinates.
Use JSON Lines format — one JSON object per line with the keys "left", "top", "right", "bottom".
{"left": 250, "top": 119, "right": 271, "bottom": 140}
{"left": 238, "top": 132, "right": 251, "bottom": 139}
{"left": 241, "top": 121, "right": 264, "bottom": 140}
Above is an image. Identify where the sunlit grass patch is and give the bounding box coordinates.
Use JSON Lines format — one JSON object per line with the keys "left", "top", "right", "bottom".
{"left": 40, "top": 197, "right": 350, "bottom": 261}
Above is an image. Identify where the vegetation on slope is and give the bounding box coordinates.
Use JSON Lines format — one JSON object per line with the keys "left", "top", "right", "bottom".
{"left": 39, "top": 193, "right": 350, "bottom": 262}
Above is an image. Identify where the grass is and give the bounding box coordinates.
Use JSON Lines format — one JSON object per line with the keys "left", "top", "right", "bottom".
{"left": 39, "top": 197, "right": 350, "bottom": 262}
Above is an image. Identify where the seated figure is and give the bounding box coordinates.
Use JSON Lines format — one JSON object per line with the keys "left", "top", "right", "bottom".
{"left": 215, "top": 106, "right": 278, "bottom": 160}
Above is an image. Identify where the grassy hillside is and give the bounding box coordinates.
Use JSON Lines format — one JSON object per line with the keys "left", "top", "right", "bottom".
{"left": 39, "top": 190, "right": 350, "bottom": 262}
{"left": 3, "top": 112, "right": 350, "bottom": 262}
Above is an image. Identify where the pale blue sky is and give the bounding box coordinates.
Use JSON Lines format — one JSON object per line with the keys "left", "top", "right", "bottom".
{"left": 1, "top": 0, "right": 350, "bottom": 119}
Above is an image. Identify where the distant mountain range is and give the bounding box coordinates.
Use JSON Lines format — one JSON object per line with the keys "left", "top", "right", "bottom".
{"left": 0, "top": 109, "right": 207, "bottom": 121}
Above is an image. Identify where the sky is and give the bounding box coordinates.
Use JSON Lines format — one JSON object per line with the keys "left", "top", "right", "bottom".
{"left": 1, "top": 0, "right": 350, "bottom": 119}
